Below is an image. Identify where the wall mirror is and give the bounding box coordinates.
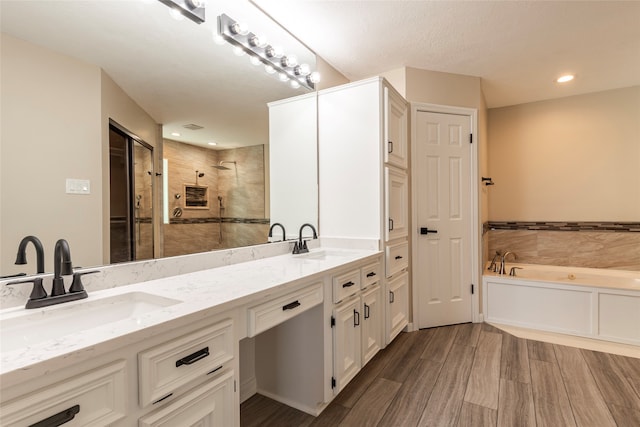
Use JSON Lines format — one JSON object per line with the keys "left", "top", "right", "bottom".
{"left": 0, "top": 0, "right": 318, "bottom": 274}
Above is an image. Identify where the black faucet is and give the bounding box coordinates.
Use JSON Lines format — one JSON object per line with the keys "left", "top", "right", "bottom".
{"left": 15, "top": 235, "right": 45, "bottom": 274}
{"left": 6, "top": 238, "right": 91, "bottom": 309}
{"left": 293, "top": 223, "right": 317, "bottom": 254}
{"left": 268, "top": 223, "right": 286, "bottom": 242}
{"left": 52, "top": 239, "right": 73, "bottom": 296}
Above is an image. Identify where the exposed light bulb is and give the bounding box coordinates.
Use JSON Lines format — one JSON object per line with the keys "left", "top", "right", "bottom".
{"left": 171, "top": 132, "right": 181, "bottom": 137}
{"left": 281, "top": 55, "right": 297, "bottom": 68}
{"left": 556, "top": 74, "right": 575, "bottom": 83}
{"left": 208, "top": 141, "right": 217, "bottom": 146}
{"left": 186, "top": 0, "right": 204, "bottom": 8}
{"left": 230, "top": 22, "right": 249, "bottom": 35}
{"left": 278, "top": 72, "right": 290, "bottom": 82}
{"left": 295, "top": 64, "right": 311, "bottom": 76}
{"left": 249, "top": 55, "right": 262, "bottom": 66}
{"left": 290, "top": 80, "right": 300, "bottom": 89}
{"left": 233, "top": 46, "right": 245, "bottom": 57}
{"left": 308, "top": 71, "right": 321, "bottom": 84}
{"left": 272, "top": 45, "right": 284, "bottom": 58}
{"left": 170, "top": 8, "right": 184, "bottom": 21}
{"left": 249, "top": 34, "right": 267, "bottom": 48}
{"left": 264, "top": 64, "right": 276, "bottom": 74}
{"left": 213, "top": 34, "right": 225, "bottom": 45}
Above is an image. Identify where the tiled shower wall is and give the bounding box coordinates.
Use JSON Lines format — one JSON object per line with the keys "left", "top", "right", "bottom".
{"left": 484, "top": 222, "right": 640, "bottom": 271}
{"left": 162, "top": 140, "right": 268, "bottom": 257}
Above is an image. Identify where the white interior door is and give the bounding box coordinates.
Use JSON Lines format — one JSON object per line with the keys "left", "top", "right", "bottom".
{"left": 416, "top": 111, "right": 473, "bottom": 328}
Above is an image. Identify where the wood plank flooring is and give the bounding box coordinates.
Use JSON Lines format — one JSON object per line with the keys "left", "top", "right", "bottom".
{"left": 241, "top": 323, "right": 640, "bottom": 427}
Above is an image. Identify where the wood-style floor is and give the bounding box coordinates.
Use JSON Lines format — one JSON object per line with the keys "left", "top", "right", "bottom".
{"left": 241, "top": 323, "right": 640, "bottom": 427}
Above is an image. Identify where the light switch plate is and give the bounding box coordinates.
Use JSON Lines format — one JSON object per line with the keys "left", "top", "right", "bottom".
{"left": 66, "top": 178, "right": 90, "bottom": 195}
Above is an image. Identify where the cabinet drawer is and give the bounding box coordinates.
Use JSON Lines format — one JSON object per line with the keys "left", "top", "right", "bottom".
{"left": 0, "top": 360, "right": 126, "bottom": 426}
{"left": 248, "top": 281, "right": 323, "bottom": 337}
{"left": 139, "top": 370, "right": 235, "bottom": 427}
{"left": 361, "top": 262, "right": 381, "bottom": 289}
{"left": 385, "top": 241, "right": 409, "bottom": 277}
{"left": 333, "top": 269, "right": 362, "bottom": 303}
{"left": 139, "top": 319, "right": 234, "bottom": 407}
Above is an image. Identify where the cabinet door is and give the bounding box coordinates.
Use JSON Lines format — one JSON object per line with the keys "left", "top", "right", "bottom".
{"left": 386, "top": 272, "right": 410, "bottom": 344}
{"left": 333, "top": 297, "right": 362, "bottom": 394}
{"left": 361, "top": 285, "right": 383, "bottom": 366}
{"left": 385, "top": 166, "right": 409, "bottom": 242}
{"left": 384, "top": 86, "right": 408, "bottom": 168}
{"left": 139, "top": 370, "right": 236, "bottom": 427}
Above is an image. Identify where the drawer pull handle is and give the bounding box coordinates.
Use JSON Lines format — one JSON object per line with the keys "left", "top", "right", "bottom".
{"left": 342, "top": 281, "right": 356, "bottom": 288}
{"left": 30, "top": 404, "right": 80, "bottom": 427}
{"left": 364, "top": 303, "right": 370, "bottom": 319}
{"left": 389, "top": 218, "right": 394, "bottom": 231}
{"left": 354, "top": 309, "right": 360, "bottom": 327}
{"left": 389, "top": 291, "right": 395, "bottom": 303}
{"left": 366, "top": 272, "right": 376, "bottom": 278}
{"left": 388, "top": 140, "right": 394, "bottom": 153}
{"left": 176, "top": 347, "right": 209, "bottom": 367}
{"left": 395, "top": 255, "right": 403, "bottom": 260}
{"left": 282, "top": 300, "right": 301, "bottom": 311}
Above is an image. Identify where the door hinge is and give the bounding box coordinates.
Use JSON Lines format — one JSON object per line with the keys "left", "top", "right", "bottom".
{"left": 471, "top": 284, "right": 475, "bottom": 295}
{"left": 331, "top": 377, "right": 336, "bottom": 389}
{"left": 330, "top": 316, "right": 335, "bottom": 327}
{"left": 469, "top": 133, "right": 473, "bottom": 144}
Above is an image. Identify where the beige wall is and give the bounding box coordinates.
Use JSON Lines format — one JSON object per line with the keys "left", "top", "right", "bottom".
{"left": 1, "top": 34, "right": 103, "bottom": 274}
{"left": 315, "top": 57, "right": 349, "bottom": 90}
{"left": 488, "top": 86, "right": 640, "bottom": 221}
{"left": 101, "top": 72, "right": 162, "bottom": 262}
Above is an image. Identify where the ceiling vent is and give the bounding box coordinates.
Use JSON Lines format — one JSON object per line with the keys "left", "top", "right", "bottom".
{"left": 183, "top": 123, "right": 204, "bottom": 130}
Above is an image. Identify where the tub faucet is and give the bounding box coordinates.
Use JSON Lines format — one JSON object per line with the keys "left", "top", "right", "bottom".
{"left": 268, "top": 223, "right": 286, "bottom": 242}
{"left": 488, "top": 251, "right": 501, "bottom": 272}
{"left": 499, "top": 251, "right": 517, "bottom": 275}
{"left": 293, "top": 223, "right": 317, "bottom": 254}
{"left": 15, "top": 235, "right": 45, "bottom": 275}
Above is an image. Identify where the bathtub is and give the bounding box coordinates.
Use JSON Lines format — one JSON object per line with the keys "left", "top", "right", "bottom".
{"left": 483, "top": 263, "right": 640, "bottom": 346}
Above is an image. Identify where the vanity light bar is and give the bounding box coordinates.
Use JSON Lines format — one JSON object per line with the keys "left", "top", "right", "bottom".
{"left": 217, "top": 13, "right": 318, "bottom": 90}
{"left": 157, "top": 0, "right": 205, "bottom": 24}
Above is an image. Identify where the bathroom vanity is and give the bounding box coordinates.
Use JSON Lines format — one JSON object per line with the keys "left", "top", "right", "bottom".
{"left": 0, "top": 246, "right": 408, "bottom": 426}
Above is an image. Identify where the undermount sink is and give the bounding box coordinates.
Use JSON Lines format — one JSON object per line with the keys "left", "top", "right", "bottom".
{"left": 0, "top": 291, "right": 181, "bottom": 353}
{"left": 294, "top": 249, "right": 353, "bottom": 261}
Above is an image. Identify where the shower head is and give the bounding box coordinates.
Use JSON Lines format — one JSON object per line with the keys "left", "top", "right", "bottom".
{"left": 213, "top": 161, "right": 236, "bottom": 170}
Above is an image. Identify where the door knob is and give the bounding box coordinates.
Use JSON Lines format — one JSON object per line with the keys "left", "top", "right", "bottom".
{"left": 420, "top": 227, "right": 438, "bottom": 235}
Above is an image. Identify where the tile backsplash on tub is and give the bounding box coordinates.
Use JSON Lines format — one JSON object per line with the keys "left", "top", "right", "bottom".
{"left": 486, "top": 222, "right": 640, "bottom": 270}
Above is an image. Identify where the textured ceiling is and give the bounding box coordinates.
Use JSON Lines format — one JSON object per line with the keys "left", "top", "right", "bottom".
{"left": 254, "top": 0, "right": 640, "bottom": 107}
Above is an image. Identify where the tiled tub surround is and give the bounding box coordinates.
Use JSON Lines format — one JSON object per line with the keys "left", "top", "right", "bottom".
{"left": 486, "top": 221, "right": 640, "bottom": 270}
{"left": 0, "top": 244, "right": 381, "bottom": 385}
{"left": 483, "top": 263, "right": 640, "bottom": 346}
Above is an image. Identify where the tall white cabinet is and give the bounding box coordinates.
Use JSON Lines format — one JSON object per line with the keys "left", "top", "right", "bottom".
{"left": 318, "top": 77, "right": 410, "bottom": 345}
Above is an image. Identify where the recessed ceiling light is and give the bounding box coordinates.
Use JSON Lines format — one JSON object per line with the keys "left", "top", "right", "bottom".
{"left": 171, "top": 132, "right": 181, "bottom": 137}
{"left": 556, "top": 74, "right": 575, "bottom": 83}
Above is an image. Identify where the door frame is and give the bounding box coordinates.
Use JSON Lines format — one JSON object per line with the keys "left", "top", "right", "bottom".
{"left": 410, "top": 103, "right": 481, "bottom": 328}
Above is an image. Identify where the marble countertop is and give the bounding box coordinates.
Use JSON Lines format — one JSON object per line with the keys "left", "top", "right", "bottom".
{"left": 0, "top": 248, "right": 380, "bottom": 386}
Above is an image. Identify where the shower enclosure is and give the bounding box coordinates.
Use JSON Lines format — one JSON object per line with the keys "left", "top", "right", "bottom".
{"left": 109, "top": 122, "right": 154, "bottom": 263}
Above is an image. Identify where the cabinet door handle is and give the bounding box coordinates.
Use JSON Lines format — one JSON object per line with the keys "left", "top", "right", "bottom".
{"left": 176, "top": 347, "right": 209, "bottom": 367}
{"left": 389, "top": 218, "right": 394, "bottom": 231}
{"left": 342, "top": 281, "right": 356, "bottom": 288}
{"left": 366, "top": 272, "right": 376, "bottom": 278}
{"left": 354, "top": 309, "right": 360, "bottom": 327}
{"left": 282, "top": 300, "right": 301, "bottom": 310}
{"left": 364, "top": 303, "right": 370, "bottom": 319}
{"left": 395, "top": 255, "right": 403, "bottom": 260}
{"left": 30, "top": 404, "right": 80, "bottom": 427}
{"left": 389, "top": 291, "right": 395, "bottom": 303}
{"left": 388, "top": 140, "right": 394, "bottom": 153}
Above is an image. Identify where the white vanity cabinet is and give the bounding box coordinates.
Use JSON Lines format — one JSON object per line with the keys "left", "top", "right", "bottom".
{"left": 331, "top": 260, "right": 383, "bottom": 395}
{"left": 0, "top": 360, "right": 127, "bottom": 426}
{"left": 318, "top": 77, "right": 410, "bottom": 347}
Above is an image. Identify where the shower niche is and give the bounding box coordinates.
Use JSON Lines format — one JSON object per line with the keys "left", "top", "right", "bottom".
{"left": 184, "top": 185, "right": 209, "bottom": 209}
